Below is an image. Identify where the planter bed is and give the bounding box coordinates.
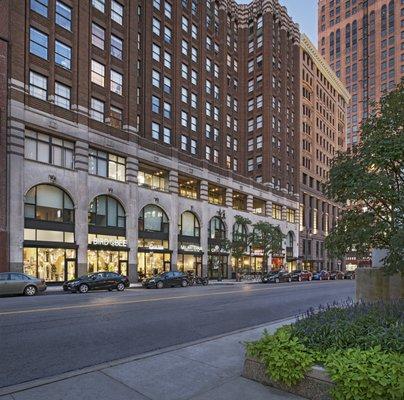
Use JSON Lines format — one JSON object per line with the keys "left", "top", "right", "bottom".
{"left": 242, "top": 300, "right": 403, "bottom": 400}
{"left": 243, "top": 357, "right": 333, "bottom": 400}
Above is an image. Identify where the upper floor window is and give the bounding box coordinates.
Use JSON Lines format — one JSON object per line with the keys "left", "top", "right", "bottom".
{"left": 29, "top": 71, "right": 47, "bottom": 100}
{"left": 31, "top": 0, "right": 48, "bottom": 17}
{"left": 55, "top": 1, "right": 72, "bottom": 30}
{"left": 55, "top": 82, "right": 71, "bottom": 109}
{"left": 111, "top": 35, "right": 123, "bottom": 59}
{"left": 111, "top": 0, "right": 123, "bottom": 24}
{"left": 89, "top": 148, "right": 126, "bottom": 182}
{"left": 179, "top": 176, "right": 199, "bottom": 199}
{"left": 91, "top": 60, "right": 105, "bottom": 86}
{"left": 92, "top": 0, "right": 105, "bottom": 13}
{"left": 25, "top": 130, "right": 74, "bottom": 169}
{"left": 92, "top": 23, "right": 105, "bottom": 49}
{"left": 138, "top": 163, "right": 169, "bottom": 192}
{"left": 90, "top": 98, "right": 104, "bottom": 122}
{"left": 272, "top": 203, "right": 282, "bottom": 220}
{"left": 55, "top": 41, "right": 71, "bottom": 69}
{"left": 30, "top": 27, "right": 48, "bottom": 59}
{"left": 286, "top": 208, "right": 296, "bottom": 223}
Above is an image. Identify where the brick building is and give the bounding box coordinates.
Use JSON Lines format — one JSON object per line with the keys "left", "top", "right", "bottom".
{"left": 299, "top": 34, "right": 350, "bottom": 271}
{"left": 318, "top": 0, "right": 404, "bottom": 148}
{"left": 0, "top": 0, "right": 301, "bottom": 282}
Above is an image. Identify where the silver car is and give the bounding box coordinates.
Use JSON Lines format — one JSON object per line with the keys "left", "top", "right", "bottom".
{"left": 0, "top": 272, "right": 47, "bottom": 296}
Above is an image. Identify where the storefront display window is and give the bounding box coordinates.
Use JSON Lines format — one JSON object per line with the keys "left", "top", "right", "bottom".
{"left": 138, "top": 205, "right": 171, "bottom": 279}
{"left": 23, "top": 184, "right": 77, "bottom": 282}
{"left": 23, "top": 248, "right": 76, "bottom": 282}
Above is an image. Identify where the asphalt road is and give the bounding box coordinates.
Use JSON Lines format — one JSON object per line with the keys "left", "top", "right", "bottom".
{"left": 0, "top": 280, "right": 355, "bottom": 388}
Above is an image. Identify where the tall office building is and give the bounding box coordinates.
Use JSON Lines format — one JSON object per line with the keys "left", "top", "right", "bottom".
{"left": 318, "top": 0, "right": 404, "bottom": 147}
{"left": 0, "top": 0, "right": 301, "bottom": 283}
{"left": 299, "top": 34, "right": 350, "bottom": 271}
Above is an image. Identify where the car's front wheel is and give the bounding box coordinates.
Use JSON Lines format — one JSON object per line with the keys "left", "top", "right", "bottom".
{"left": 275, "top": 278, "right": 280, "bottom": 283}
{"left": 156, "top": 281, "right": 164, "bottom": 289}
{"left": 298, "top": 276, "right": 302, "bottom": 282}
{"left": 78, "top": 284, "right": 89, "bottom": 294}
{"left": 181, "top": 279, "right": 188, "bottom": 287}
{"left": 117, "top": 282, "right": 125, "bottom": 291}
{"left": 24, "top": 285, "right": 37, "bottom": 296}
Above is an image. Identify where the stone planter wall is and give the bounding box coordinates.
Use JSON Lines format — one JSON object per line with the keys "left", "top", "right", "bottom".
{"left": 356, "top": 267, "right": 403, "bottom": 302}
{"left": 243, "top": 357, "right": 334, "bottom": 400}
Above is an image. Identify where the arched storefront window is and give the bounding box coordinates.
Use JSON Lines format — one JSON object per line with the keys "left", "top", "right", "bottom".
{"left": 89, "top": 195, "right": 125, "bottom": 228}
{"left": 232, "top": 222, "right": 247, "bottom": 242}
{"left": 24, "top": 184, "right": 74, "bottom": 223}
{"left": 208, "top": 216, "right": 228, "bottom": 280}
{"left": 139, "top": 205, "right": 169, "bottom": 233}
{"left": 23, "top": 184, "right": 76, "bottom": 282}
{"left": 178, "top": 212, "right": 202, "bottom": 275}
{"left": 87, "top": 195, "right": 128, "bottom": 276}
{"left": 138, "top": 205, "right": 171, "bottom": 279}
{"left": 208, "top": 216, "right": 226, "bottom": 240}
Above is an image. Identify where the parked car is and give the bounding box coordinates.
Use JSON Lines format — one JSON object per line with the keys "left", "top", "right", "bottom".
{"left": 261, "top": 270, "right": 292, "bottom": 284}
{"left": 0, "top": 272, "right": 46, "bottom": 296}
{"left": 63, "top": 272, "right": 130, "bottom": 293}
{"left": 290, "top": 270, "right": 313, "bottom": 282}
{"left": 330, "top": 270, "right": 345, "bottom": 280}
{"left": 143, "top": 271, "right": 189, "bottom": 289}
{"left": 313, "top": 270, "right": 331, "bottom": 280}
{"left": 344, "top": 270, "right": 356, "bottom": 280}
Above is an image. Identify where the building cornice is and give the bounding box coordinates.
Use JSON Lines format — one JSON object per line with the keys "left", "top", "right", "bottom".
{"left": 301, "top": 34, "right": 351, "bottom": 103}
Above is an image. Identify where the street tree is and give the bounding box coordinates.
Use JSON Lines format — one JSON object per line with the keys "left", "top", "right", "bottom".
{"left": 249, "top": 221, "right": 284, "bottom": 273}
{"left": 325, "top": 83, "right": 404, "bottom": 275}
{"left": 231, "top": 215, "right": 251, "bottom": 278}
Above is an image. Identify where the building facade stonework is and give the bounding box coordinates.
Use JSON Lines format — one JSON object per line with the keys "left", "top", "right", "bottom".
{"left": 318, "top": 0, "right": 404, "bottom": 148}
{"left": 1, "top": 0, "right": 302, "bottom": 282}
{"left": 299, "top": 34, "right": 350, "bottom": 271}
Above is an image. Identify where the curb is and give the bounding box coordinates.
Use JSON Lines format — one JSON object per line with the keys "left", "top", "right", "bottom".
{"left": 0, "top": 315, "right": 296, "bottom": 396}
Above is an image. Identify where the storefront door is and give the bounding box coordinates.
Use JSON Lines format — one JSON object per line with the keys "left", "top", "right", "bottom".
{"left": 119, "top": 260, "right": 128, "bottom": 276}
{"left": 65, "top": 259, "right": 76, "bottom": 281}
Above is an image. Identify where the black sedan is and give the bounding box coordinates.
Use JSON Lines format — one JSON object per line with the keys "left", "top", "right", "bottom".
{"left": 261, "top": 270, "right": 292, "bottom": 284}
{"left": 143, "top": 271, "right": 189, "bottom": 289}
{"left": 63, "top": 272, "right": 130, "bottom": 293}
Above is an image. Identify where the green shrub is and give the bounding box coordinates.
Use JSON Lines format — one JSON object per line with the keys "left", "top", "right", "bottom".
{"left": 325, "top": 347, "right": 404, "bottom": 400}
{"left": 246, "top": 327, "right": 314, "bottom": 387}
{"left": 291, "top": 301, "right": 403, "bottom": 353}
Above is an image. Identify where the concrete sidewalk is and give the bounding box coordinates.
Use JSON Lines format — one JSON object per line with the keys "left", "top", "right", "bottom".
{"left": 0, "top": 318, "right": 304, "bottom": 400}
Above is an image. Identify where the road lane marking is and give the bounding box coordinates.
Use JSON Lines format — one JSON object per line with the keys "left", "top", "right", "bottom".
{"left": 0, "top": 284, "right": 306, "bottom": 316}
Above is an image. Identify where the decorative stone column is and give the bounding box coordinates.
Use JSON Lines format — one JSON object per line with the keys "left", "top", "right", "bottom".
{"left": 200, "top": 180, "right": 209, "bottom": 202}
{"left": 74, "top": 140, "right": 89, "bottom": 277}
{"left": 225, "top": 188, "right": 233, "bottom": 208}
{"left": 169, "top": 170, "right": 179, "bottom": 270}
{"left": 246, "top": 195, "right": 253, "bottom": 213}
{"left": 266, "top": 201, "right": 272, "bottom": 218}
{"left": 126, "top": 156, "right": 138, "bottom": 282}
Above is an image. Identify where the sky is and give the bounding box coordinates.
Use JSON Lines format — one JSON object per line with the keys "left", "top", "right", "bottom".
{"left": 237, "top": 0, "right": 318, "bottom": 46}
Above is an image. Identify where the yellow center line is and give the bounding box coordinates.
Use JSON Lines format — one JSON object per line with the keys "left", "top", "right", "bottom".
{"left": 0, "top": 285, "right": 297, "bottom": 316}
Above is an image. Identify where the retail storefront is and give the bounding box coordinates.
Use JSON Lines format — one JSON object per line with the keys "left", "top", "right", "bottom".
{"left": 138, "top": 205, "right": 171, "bottom": 279}
{"left": 178, "top": 211, "right": 203, "bottom": 275}
{"left": 23, "top": 184, "right": 77, "bottom": 282}
{"left": 208, "top": 216, "right": 229, "bottom": 279}
{"left": 271, "top": 254, "right": 285, "bottom": 270}
{"left": 87, "top": 195, "right": 128, "bottom": 275}
{"left": 249, "top": 250, "right": 264, "bottom": 273}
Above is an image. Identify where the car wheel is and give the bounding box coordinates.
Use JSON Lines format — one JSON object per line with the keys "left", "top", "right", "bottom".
{"left": 24, "top": 285, "right": 37, "bottom": 296}
{"left": 327, "top": 276, "right": 330, "bottom": 280}
{"left": 78, "top": 284, "right": 89, "bottom": 294}
{"left": 117, "top": 282, "right": 125, "bottom": 292}
{"left": 275, "top": 278, "right": 280, "bottom": 283}
{"left": 156, "top": 281, "right": 164, "bottom": 289}
{"left": 309, "top": 276, "right": 312, "bottom": 281}
{"left": 298, "top": 276, "right": 302, "bottom": 282}
{"left": 288, "top": 277, "right": 292, "bottom": 283}
{"left": 181, "top": 279, "right": 188, "bottom": 287}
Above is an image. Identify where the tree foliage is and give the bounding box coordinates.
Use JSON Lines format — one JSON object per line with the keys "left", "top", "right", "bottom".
{"left": 325, "top": 83, "right": 404, "bottom": 274}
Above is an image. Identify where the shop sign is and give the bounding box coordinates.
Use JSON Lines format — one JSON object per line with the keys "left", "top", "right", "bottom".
{"left": 144, "top": 245, "right": 165, "bottom": 250}
{"left": 92, "top": 238, "right": 128, "bottom": 247}
{"left": 251, "top": 249, "right": 264, "bottom": 256}
{"left": 180, "top": 244, "right": 203, "bottom": 252}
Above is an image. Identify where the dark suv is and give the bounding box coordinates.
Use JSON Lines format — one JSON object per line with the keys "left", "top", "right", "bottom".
{"left": 63, "top": 272, "right": 130, "bottom": 293}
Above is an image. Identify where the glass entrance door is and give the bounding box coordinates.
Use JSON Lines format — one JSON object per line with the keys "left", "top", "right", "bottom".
{"left": 119, "top": 260, "right": 128, "bottom": 276}
{"left": 65, "top": 259, "right": 76, "bottom": 281}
